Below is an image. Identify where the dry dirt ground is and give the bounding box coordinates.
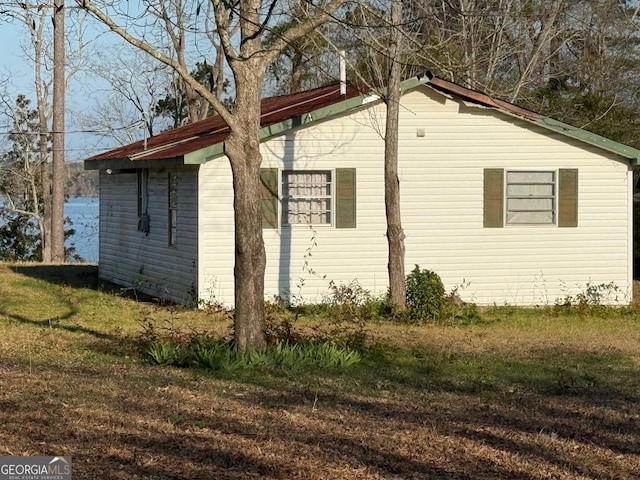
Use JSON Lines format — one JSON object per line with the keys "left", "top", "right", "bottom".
{"left": 1, "top": 358, "right": 639, "bottom": 479}
{"left": 0, "top": 264, "right": 638, "bottom": 479}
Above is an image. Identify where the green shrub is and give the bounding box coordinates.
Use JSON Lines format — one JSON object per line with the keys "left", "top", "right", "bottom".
{"left": 264, "top": 296, "right": 302, "bottom": 345}
{"left": 405, "top": 265, "right": 445, "bottom": 323}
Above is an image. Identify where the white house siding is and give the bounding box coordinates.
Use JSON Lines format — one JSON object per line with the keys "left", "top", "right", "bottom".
{"left": 99, "top": 167, "right": 199, "bottom": 304}
{"left": 198, "top": 86, "right": 632, "bottom": 306}
{"left": 397, "top": 88, "right": 631, "bottom": 305}
{"left": 198, "top": 120, "right": 391, "bottom": 306}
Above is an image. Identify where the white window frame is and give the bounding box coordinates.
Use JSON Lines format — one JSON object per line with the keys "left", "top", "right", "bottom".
{"left": 281, "top": 170, "right": 333, "bottom": 226}
{"left": 505, "top": 170, "right": 556, "bottom": 225}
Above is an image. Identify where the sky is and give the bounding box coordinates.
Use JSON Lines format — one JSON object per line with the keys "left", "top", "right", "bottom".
{"left": 0, "top": 22, "right": 33, "bottom": 96}
{"left": 0, "top": 14, "right": 125, "bottom": 162}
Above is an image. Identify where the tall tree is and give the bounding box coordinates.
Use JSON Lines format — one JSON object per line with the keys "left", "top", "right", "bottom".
{"left": 264, "top": 1, "right": 334, "bottom": 94}
{"left": 337, "top": 0, "right": 411, "bottom": 308}
{"left": 82, "top": 51, "right": 173, "bottom": 143}
{"left": 155, "top": 61, "right": 228, "bottom": 128}
{"left": 523, "top": 0, "right": 640, "bottom": 147}
{"left": 405, "top": 0, "right": 640, "bottom": 145}
{"left": 406, "top": 0, "right": 568, "bottom": 96}
{"left": 78, "top": 0, "right": 354, "bottom": 352}
{"left": 7, "top": 0, "right": 88, "bottom": 262}
{"left": 51, "top": 0, "right": 65, "bottom": 263}
{"left": 383, "top": 0, "right": 406, "bottom": 309}
{"left": 7, "top": 2, "right": 56, "bottom": 261}
{"left": 0, "top": 95, "right": 48, "bottom": 261}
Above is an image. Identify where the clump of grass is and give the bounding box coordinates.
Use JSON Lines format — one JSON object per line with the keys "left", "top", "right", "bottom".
{"left": 141, "top": 304, "right": 362, "bottom": 371}
{"left": 147, "top": 338, "right": 361, "bottom": 370}
{"left": 148, "top": 341, "right": 188, "bottom": 366}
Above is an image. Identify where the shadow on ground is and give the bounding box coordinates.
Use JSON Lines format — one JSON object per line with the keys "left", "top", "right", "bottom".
{"left": 1, "top": 360, "right": 638, "bottom": 480}
{"left": 11, "top": 264, "right": 99, "bottom": 289}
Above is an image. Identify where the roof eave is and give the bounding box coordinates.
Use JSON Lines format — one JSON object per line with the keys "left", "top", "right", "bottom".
{"left": 423, "top": 72, "right": 640, "bottom": 164}
{"left": 84, "top": 156, "right": 186, "bottom": 171}
{"left": 184, "top": 76, "right": 433, "bottom": 164}
{"left": 534, "top": 117, "right": 640, "bottom": 163}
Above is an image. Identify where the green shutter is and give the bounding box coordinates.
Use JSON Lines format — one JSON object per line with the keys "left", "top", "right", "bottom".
{"left": 260, "top": 168, "right": 278, "bottom": 229}
{"left": 484, "top": 168, "right": 504, "bottom": 228}
{"left": 335, "top": 168, "right": 356, "bottom": 228}
{"left": 558, "top": 168, "right": 578, "bottom": 227}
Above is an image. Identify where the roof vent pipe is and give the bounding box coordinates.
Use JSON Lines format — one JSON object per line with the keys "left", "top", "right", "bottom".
{"left": 339, "top": 50, "right": 346, "bottom": 96}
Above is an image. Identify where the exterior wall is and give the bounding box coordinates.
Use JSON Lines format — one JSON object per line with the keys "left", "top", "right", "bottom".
{"left": 198, "top": 86, "right": 632, "bottom": 306}
{"left": 398, "top": 89, "right": 632, "bottom": 305}
{"left": 99, "top": 166, "right": 198, "bottom": 304}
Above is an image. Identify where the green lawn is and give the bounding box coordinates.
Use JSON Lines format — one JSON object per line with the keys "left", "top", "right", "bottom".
{"left": 1, "top": 263, "right": 639, "bottom": 479}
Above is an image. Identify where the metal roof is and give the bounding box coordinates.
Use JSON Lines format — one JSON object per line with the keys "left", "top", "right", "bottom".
{"left": 85, "top": 84, "right": 363, "bottom": 168}
{"left": 85, "top": 72, "right": 640, "bottom": 170}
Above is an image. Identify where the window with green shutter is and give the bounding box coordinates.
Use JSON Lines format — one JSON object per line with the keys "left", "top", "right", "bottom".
{"left": 483, "top": 168, "right": 578, "bottom": 228}
{"left": 261, "top": 168, "right": 357, "bottom": 228}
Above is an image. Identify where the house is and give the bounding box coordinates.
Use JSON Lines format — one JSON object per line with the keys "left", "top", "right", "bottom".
{"left": 84, "top": 72, "right": 640, "bottom": 307}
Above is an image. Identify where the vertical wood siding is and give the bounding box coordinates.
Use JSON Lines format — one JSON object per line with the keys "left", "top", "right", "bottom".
{"left": 99, "top": 167, "right": 198, "bottom": 304}
{"left": 198, "top": 86, "right": 632, "bottom": 306}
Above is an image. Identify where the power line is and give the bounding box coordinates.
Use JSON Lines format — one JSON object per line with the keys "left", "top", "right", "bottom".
{"left": 0, "top": 121, "right": 145, "bottom": 136}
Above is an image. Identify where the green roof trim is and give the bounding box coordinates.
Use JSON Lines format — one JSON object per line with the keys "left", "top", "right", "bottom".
{"left": 261, "top": 94, "right": 369, "bottom": 139}
{"left": 182, "top": 73, "right": 640, "bottom": 168}
{"left": 184, "top": 142, "right": 224, "bottom": 164}
{"left": 535, "top": 117, "right": 640, "bottom": 163}
{"left": 182, "top": 76, "right": 431, "bottom": 164}
{"left": 257, "top": 76, "right": 429, "bottom": 143}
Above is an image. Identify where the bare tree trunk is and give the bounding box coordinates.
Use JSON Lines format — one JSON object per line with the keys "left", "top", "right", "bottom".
{"left": 226, "top": 73, "right": 267, "bottom": 353}
{"left": 51, "top": 0, "right": 65, "bottom": 263}
{"left": 32, "top": 15, "right": 52, "bottom": 262}
{"left": 385, "top": 0, "right": 406, "bottom": 309}
{"left": 38, "top": 116, "right": 51, "bottom": 262}
{"left": 509, "top": 0, "right": 563, "bottom": 102}
{"left": 78, "top": 0, "right": 351, "bottom": 352}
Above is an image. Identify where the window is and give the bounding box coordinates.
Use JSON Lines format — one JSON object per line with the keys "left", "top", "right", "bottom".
{"left": 260, "top": 168, "right": 356, "bottom": 229}
{"left": 484, "top": 168, "right": 578, "bottom": 228}
{"left": 506, "top": 171, "right": 555, "bottom": 224}
{"left": 137, "top": 169, "right": 149, "bottom": 233}
{"left": 168, "top": 172, "right": 177, "bottom": 246}
{"left": 282, "top": 170, "right": 332, "bottom": 225}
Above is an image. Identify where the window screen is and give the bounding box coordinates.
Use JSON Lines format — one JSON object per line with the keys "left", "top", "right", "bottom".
{"left": 506, "top": 171, "right": 555, "bottom": 224}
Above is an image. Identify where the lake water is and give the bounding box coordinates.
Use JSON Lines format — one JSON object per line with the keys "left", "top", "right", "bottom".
{"left": 66, "top": 196, "right": 99, "bottom": 263}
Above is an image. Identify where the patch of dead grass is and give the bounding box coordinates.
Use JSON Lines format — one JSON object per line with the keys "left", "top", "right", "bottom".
{"left": 1, "top": 263, "right": 639, "bottom": 479}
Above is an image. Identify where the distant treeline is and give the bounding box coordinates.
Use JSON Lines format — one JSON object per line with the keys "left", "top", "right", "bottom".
{"left": 67, "top": 162, "right": 99, "bottom": 197}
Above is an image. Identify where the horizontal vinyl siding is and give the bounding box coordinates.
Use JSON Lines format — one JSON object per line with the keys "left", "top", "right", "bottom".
{"left": 198, "top": 128, "right": 389, "bottom": 306}
{"left": 99, "top": 167, "right": 198, "bottom": 304}
{"left": 398, "top": 88, "right": 631, "bottom": 305}
{"left": 267, "top": 125, "right": 389, "bottom": 303}
{"left": 198, "top": 86, "right": 631, "bottom": 306}
{"left": 198, "top": 160, "right": 236, "bottom": 304}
